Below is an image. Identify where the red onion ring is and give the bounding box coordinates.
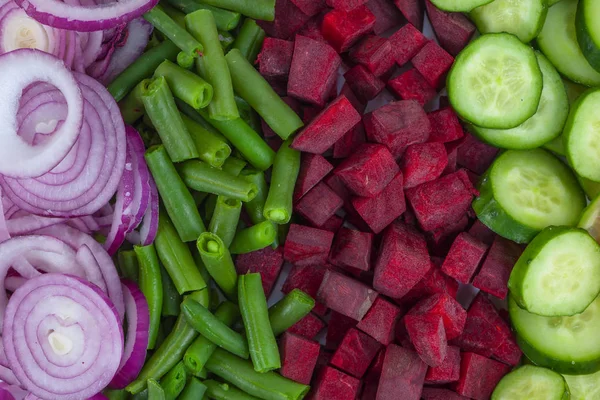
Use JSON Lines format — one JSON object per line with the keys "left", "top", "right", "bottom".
{"left": 3, "top": 273, "right": 123, "bottom": 400}
{"left": 0, "top": 189, "right": 10, "bottom": 244}
{"left": 0, "top": 383, "right": 26, "bottom": 400}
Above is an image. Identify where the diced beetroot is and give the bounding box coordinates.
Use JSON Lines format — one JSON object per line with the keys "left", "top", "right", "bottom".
{"left": 373, "top": 222, "right": 430, "bottom": 298}
{"left": 314, "top": 348, "right": 334, "bottom": 377}
{"left": 366, "top": 0, "right": 403, "bottom": 34}
{"left": 340, "top": 82, "right": 367, "bottom": 114}
{"left": 352, "top": 171, "right": 406, "bottom": 234}
{"left": 404, "top": 313, "right": 447, "bottom": 367}
{"left": 426, "top": 345, "right": 461, "bottom": 384}
{"left": 288, "top": 35, "right": 341, "bottom": 106}
{"left": 333, "top": 121, "right": 367, "bottom": 159}
{"left": 389, "top": 23, "right": 428, "bottom": 66}
{"left": 388, "top": 69, "right": 437, "bottom": 106}
{"left": 282, "top": 264, "right": 328, "bottom": 315}
{"left": 324, "top": 174, "right": 352, "bottom": 207}
{"left": 425, "top": 0, "right": 475, "bottom": 56}
{"left": 292, "top": 95, "right": 362, "bottom": 154}
{"left": 330, "top": 328, "right": 383, "bottom": 378}
{"left": 428, "top": 107, "right": 464, "bottom": 143}
{"left": 468, "top": 220, "right": 496, "bottom": 246}
{"left": 284, "top": 224, "right": 335, "bottom": 267}
{"left": 298, "top": 12, "right": 328, "bottom": 42}
{"left": 234, "top": 247, "right": 284, "bottom": 296}
{"left": 376, "top": 345, "right": 427, "bottom": 400}
{"left": 473, "top": 237, "right": 522, "bottom": 300}
{"left": 322, "top": 6, "right": 376, "bottom": 53}
{"left": 421, "top": 388, "right": 469, "bottom": 400}
{"left": 329, "top": 227, "right": 374, "bottom": 271}
{"left": 408, "top": 293, "right": 466, "bottom": 340}
{"left": 319, "top": 214, "right": 344, "bottom": 233}
{"left": 445, "top": 146, "right": 458, "bottom": 174}
{"left": 400, "top": 142, "right": 448, "bottom": 189}
{"left": 310, "top": 366, "right": 361, "bottom": 399}
{"left": 363, "top": 100, "right": 431, "bottom": 158}
{"left": 259, "top": 0, "right": 312, "bottom": 39}
{"left": 326, "top": 311, "right": 358, "bottom": 350}
{"left": 361, "top": 349, "right": 385, "bottom": 400}
{"left": 457, "top": 134, "right": 499, "bottom": 175}
{"left": 403, "top": 207, "right": 418, "bottom": 226}
{"left": 326, "top": 0, "right": 368, "bottom": 10}
{"left": 405, "top": 169, "right": 477, "bottom": 232}
{"left": 393, "top": 0, "right": 424, "bottom": 30}
{"left": 453, "top": 352, "right": 511, "bottom": 400}
{"left": 441, "top": 232, "right": 488, "bottom": 284}
{"left": 394, "top": 317, "right": 414, "bottom": 349}
{"left": 317, "top": 269, "right": 379, "bottom": 320}
{"left": 344, "top": 65, "right": 386, "bottom": 103}
{"left": 427, "top": 214, "right": 470, "bottom": 257}
{"left": 334, "top": 143, "right": 399, "bottom": 197}
{"left": 356, "top": 297, "right": 403, "bottom": 345}
{"left": 258, "top": 38, "right": 295, "bottom": 80}
{"left": 279, "top": 332, "right": 320, "bottom": 385}
{"left": 411, "top": 41, "right": 454, "bottom": 89}
{"left": 402, "top": 265, "right": 459, "bottom": 304}
{"left": 349, "top": 35, "right": 395, "bottom": 77}
{"left": 294, "top": 154, "right": 334, "bottom": 202}
{"left": 288, "top": 313, "right": 326, "bottom": 339}
{"left": 290, "top": 0, "right": 327, "bottom": 16}
{"left": 295, "top": 182, "right": 344, "bottom": 227}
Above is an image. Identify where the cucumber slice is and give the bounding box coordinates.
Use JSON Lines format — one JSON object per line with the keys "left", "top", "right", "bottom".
{"left": 548, "top": 0, "right": 563, "bottom": 4}
{"left": 448, "top": 33, "right": 542, "bottom": 129}
{"left": 491, "top": 365, "right": 570, "bottom": 400}
{"left": 564, "top": 78, "right": 588, "bottom": 104}
{"left": 579, "top": 193, "right": 600, "bottom": 242}
{"left": 564, "top": 370, "right": 600, "bottom": 400}
{"left": 510, "top": 295, "right": 600, "bottom": 375}
{"left": 470, "top": 52, "right": 568, "bottom": 149}
{"left": 470, "top": 0, "right": 547, "bottom": 43}
{"left": 429, "top": 0, "right": 493, "bottom": 12}
{"left": 543, "top": 135, "right": 566, "bottom": 156}
{"left": 576, "top": 0, "right": 600, "bottom": 72}
{"left": 565, "top": 89, "right": 600, "bottom": 181}
{"left": 508, "top": 226, "right": 600, "bottom": 316}
{"left": 473, "top": 149, "right": 586, "bottom": 243}
{"left": 537, "top": 0, "right": 600, "bottom": 87}
{"left": 578, "top": 175, "right": 600, "bottom": 200}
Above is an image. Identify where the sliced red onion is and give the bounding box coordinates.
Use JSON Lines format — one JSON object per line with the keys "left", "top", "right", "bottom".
{"left": 15, "top": 0, "right": 159, "bottom": 32}
{"left": 0, "top": 189, "right": 10, "bottom": 244}
{"left": 3, "top": 273, "right": 123, "bottom": 400}
{"left": 0, "top": 383, "right": 27, "bottom": 400}
{"left": 126, "top": 176, "right": 158, "bottom": 247}
{"left": 0, "top": 366, "right": 20, "bottom": 388}
{"left": 109, "top": 280, "right": 148, "bottom": 389}
{"left": 4, "top": 275, "right": 26, "bottom": 292}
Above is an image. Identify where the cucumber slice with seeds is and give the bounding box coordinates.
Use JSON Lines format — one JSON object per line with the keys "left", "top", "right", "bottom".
{"left": 429, "top": 0, "right": 493, "bottom": 12}
{"left": 579, "top": 193, "right": 600, "bottom": 241}
{"left": 576, "top": 0, "right": 600, "bottom": 72}
{"left": 491, "top": 365, "right": 570, "bottom": 400}
{"left": 565, "top": 89, "right": 600, "bottom": 181}
{"left": 470, "top": 0, "right": 547, "bottom": 43}
{"left": 448, "top": 33, "right": 543, "bottom": 129}
{"left": 564, "top": 370, "right": 600, "bottom": 400}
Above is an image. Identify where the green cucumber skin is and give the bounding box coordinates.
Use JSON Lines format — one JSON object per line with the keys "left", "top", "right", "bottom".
{"left": 429, "top": 0, "right": 493, "bottom": 12}
{"left": 576, "top": 0, "right": 600, "bottom": 72}
{"left": 491, "top": 365, "right": 570, "bottom": 400}
{"left": 565, "top": 88, "right": 600, "bottom": 181}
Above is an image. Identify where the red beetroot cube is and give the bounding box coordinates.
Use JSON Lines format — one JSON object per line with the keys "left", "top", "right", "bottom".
{"left": 320, "top": 214, "right": 344, "bottom": 233}
{"left": 428, "top": 107, "right": 465, "bottom": 143}
{"left": 404, "top": 313, "right": 447, "bottom": 367}
{"left": 282, "top": 265, "right": 327, "bottom": 315}
{"left": 425, "top": 0, "right": 476, "bottom": 56}
{"left": 389, "top": 23, "right": 428, "bottom": 66}
{"left": 406, "top": 169, "right": 477, "bottom": 232}
{"left": 329, "top": 227, "right": 374, "bottom": 271}
{"left": 326, "top": 0, "right": 368, "bottom": 11}
{"left": 441, "top": 232, "right": 489, "bottom": 284}
{"left": 454, "top": 352, "right": 511, "bottom": 400}
{"left": 356, "top": 297, "right": 403, "bottom": 345}
{"left": 388, "top": 69, "right": 437, "bottom": 106}
{"left": 376, "top": 345, "right": 427, "bottom": 400}
{"left": 294, "top": 154, "right": 334, "bottom": 202}
{"left": 288, "top": 313, "right": 326, "bottom": 339}
{"left": 408, "top": 293, "right": 466, "bottom": 340}
{"left": 468, "top": 220, "right": 496, "bottom": 246}
{"left": 331, "top": 328, "right": 383, "bottom": 378}
{"left": 258, "top": 38, "right": 295, "bottom": 79}
{"left": 344, "top": 65, "right": 385, "bottom": 103}
{"left": 322, "top": 6, "right": 376, "bottom": 53}
{"left": 366, "top": 0, "right": 404, "bottom": 35}
{"left": 279, "top": 332, "right": 320, "bottom": 384}
{"left": 262, "top": 96, "right": 302, "bottom": 139}
{"left": 445, "top": 146, "right": 458, "bottom": 174}
{"left": 310, "top": 366, "right": 361, "bottom": 399}
{"left": 361, "top": 349, "right": 385, "bottom": 399}
{"left": 473, "top": 236, "right": 522, "bottom": 300}
{"left": 259, "top": 0, "right": 311, "bottom": 39}
{"left": 292, "top": 95, "right": 362, "bottom": 154}
{"left": 333, "top": 121, "right": 367, "bottom": 159}
{"left": 349, "top": 35, "right": 395, "bottom": 77}
{"left": 235, "top": 247, "right": 283, "bottom": 296}
{"left": 284, "top": 224, "right": 335, "bottom": 266}
{"left": 421, "top": 388, "right": 469, "bottom": 400}
{"left": 352, "top": 172, "right": 406, "bottom": 234}
{"left": 295, "top": 182, "right": 344, "bottom": 227}
{"left": 290, "top": 0, "right": 327, "bottom": 16}
{"left": 298, "top": 12, "right": 328, "bottom": 43}
{"left": 426, "top": 345, "right": 461, "bottom": 384}
{"left": 457, "top": 134, "right": 499, "bottom": 175}
{"left": 400, "top": 142, "right": 448, "bottom": 189}
{"left": 373, "top": 222, "right": 430, "bottom": 298}
{"left": 326, "top": 311, "right": 357, "bottom": 350}
{"left": 324, "top": 174, "right": 352, "bottom": 208}
{"left": 412, "top": 41, "right": 454, "bottom": 89}
{"left": 363, "top": 100, "right": 431, "bottom": 158}
{"left": 402, "top": 265, "right": 459, "bottom": 304}
{"left": 394, "top": 0, "right": 424, "bottom": 30}
{"left": 427, "top": 215, "right": 470, "bottom": 257}
{"left": 340, "top": 82, "right": 367, "bottom": 114}
{"left": 317, "top": 269, "right": 379, "bottom": 320}
{"left": 288, "top": 35, "right": 341, "bottom": 107}
{"left": 334, "top": 143, "right": 399, "bottom": 198}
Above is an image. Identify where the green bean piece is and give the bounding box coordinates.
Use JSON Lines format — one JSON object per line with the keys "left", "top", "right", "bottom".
{"left": 177, "top": 160, "right": 259, "bottom": 202}
{"left": 126, "top": 289, "right": 208, "bottom": 394}
{"left": 186, "top": 10, "right": 239, "bottom": 121}
{"left": 268, "top": 289, "right": 315, "bottom": 336}
{"left": 147, "top": 379, "right": 165, "bottom": 400}
{"left": 160, "top": 2, "right": 187, "bottom": 26}
{"left": 205, "top": 349, "right": 310, "bottom": 400}
{"left": 209, "top": 196, "right": 242, "bottom": 247}
{"left": 263, "top": 139, "right": 301, "bottom": 224}
{"left": 104, "top": 389, "right": 129, "bottom": 400}
{"left": 145, "top": 145, "right": 205, "bottom": 241}
{"left": 196, "top": 108, "right": 275, "bottom": 171}
{"left": 218, "top": 30, "right": 235, "bottom": 50}
{"left": 176, "top": 51, "right": 194, "bottom": 70}
{"left": 204, "top": 380, "right": 261, "bottom": 400}
{"left": 222, "top": 157, "right": 247, "bottom": 176}
{"left": 196, "top": 0, "right": 275, "bottom": 21}
{"left": 239, "top": 169, "right": 268, "bottom": 224}
{"left": 193, "top": 191, "right": 209, "bottom": 207}
{"left": 176, "top": 99, "right": 226, "bottom": 139}
{"left": 232, "top": 19, "right": 265, "bottom": 64}
{"left": 134, "top": 245, "right": 163, "bottom": 349}
{"left": 197, "top": 232, "right": 238, "bottom": 299}
{"left": 226, "top": 49, "right": 303, "bottom": 140}
{"left": 160, "top": 266, "right": 182, "bottom": 317}
{"left": 238, "top": 273, "right": 280, "bottom": 372}
{"left": 144, "top": 5, "right": 203, "bottom": 57}
{"left": 190, "top": 244, "right": 212, "bottom": 284}
{"left": 235, "top": 96, "right": 262, "bottom": 134}
{"left": 141, "top": 77, "right": 199, "bottom": 162}
{"left": 108, "top": 40, "right": 180, "bottom": 102}
{"left": 229, "top": 221, "right": 277, "bottom": 254}
{"left": 182, "top": 298, "right": 249, "bottom": 358}
{"left": 155, "top": 212, "right": 207, "bottom": 294}
{"left": 179, "top": 378, "right": 207, "bottom": 400}
{"left": 118, "top": 250, "right": 139, "bottom": 282}
{"left": 119, "top": 80, "right": 146, "bottom": 124}
{"left": 154, "top": 322, "right": 167, "bottom": 349}
{"left": 182, "top": 115, "right": 231, "bottom": 168}
{"left": 159, "top": 361, "right": 187, "bottom": 400}
{"left": 163, "top": 0, "right": 241, "bottom": 31}
{"left": 204, "top": 195, "right": 217, "bottom": 223}
{"left": 154, "top": 60, "right": 213, "bottom": 110}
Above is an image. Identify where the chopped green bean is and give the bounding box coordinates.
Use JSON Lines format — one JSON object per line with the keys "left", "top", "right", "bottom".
{"left": 163, "top": 0, "right": 241, "bottom": 31}
{"left": 190, "top": 244, "right": 212, "bottom": 284}
{"left": 119, "top": 80, "right": 146, "bottom": 124}
{"left": 160, "top": 361, "right": 187, "bottom": 400}
{"left": 160, "top": 266, "right": 182, "bottom": 317}
{"left": 176, "top": 51, "right": 194, "bottom": 70}
{"left": 147, "top": 379, "right": 165, "bottom": 400}
{"left": 239, "top": 169, "right": 268, "bottom": 224}
{"left": 196, "top": 0, "right": 275, "bottom": 21}
{"left": 209, "top": 196, "right": 242, "bottom": 247}
{"left": 182, "top": 115, "right": 231, "bottom": 168}
{"left": 118, "top": 250, "right": 139, "bottom": 282}
{"left": 230, "top": 221, "right": 277, "bottom": 254}
{"left": 197, "top": 232, "right": 238, "bottom": 299}
{"left": 232, "top": 19, "right": 265, "bottom": 64}
{"left": 179, "top": 378, "right": 207, "bottom": 400}
{"left": 160, "top": 2, "right": 187, "bottom": 26}
{"left": 155, "top": 60, "right": 213, "bottom": 109}
{"left": 218, "top": 30, "right": 235, "bottom": 50}
{"left": 204, "top": 380, "right": 261, "bottom": 400}
{"left": 235, "top": 96, "right": 262, "bottom": 134}
{"left": 268, "top": 289, "right": 315, "bottom": 336}
{"left": 222, "top": 157, "right": 248, "bottom": 176}
{"left": 134, "top": 244, "right": 163, "bottom": 349}
{"left": 176, "top": 99, "right": 226, "bottom": 139}
{"left": 263, "top": 138, "right": 301, "bottom": 224}
{"left": 144, "top": 5, "right": 203, "bottom": 56}
{"left": 104, "top": 389, "right": 129, "bottom": 400}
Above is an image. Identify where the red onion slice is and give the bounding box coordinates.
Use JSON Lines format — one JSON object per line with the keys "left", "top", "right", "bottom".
{"left": 0, "top": 189, "right": 10, "bottom": 244}
{"left": 0, "top": 365, "right": 20, "bottom": 387}
{"left": 0, "top": 383, "right": 26, "bottom": 400}
{"left": 125, "top": 176, "right": 158, "bottom": 247}
{"left": 3, "top": 273, "right": 123, "bottom": 400}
